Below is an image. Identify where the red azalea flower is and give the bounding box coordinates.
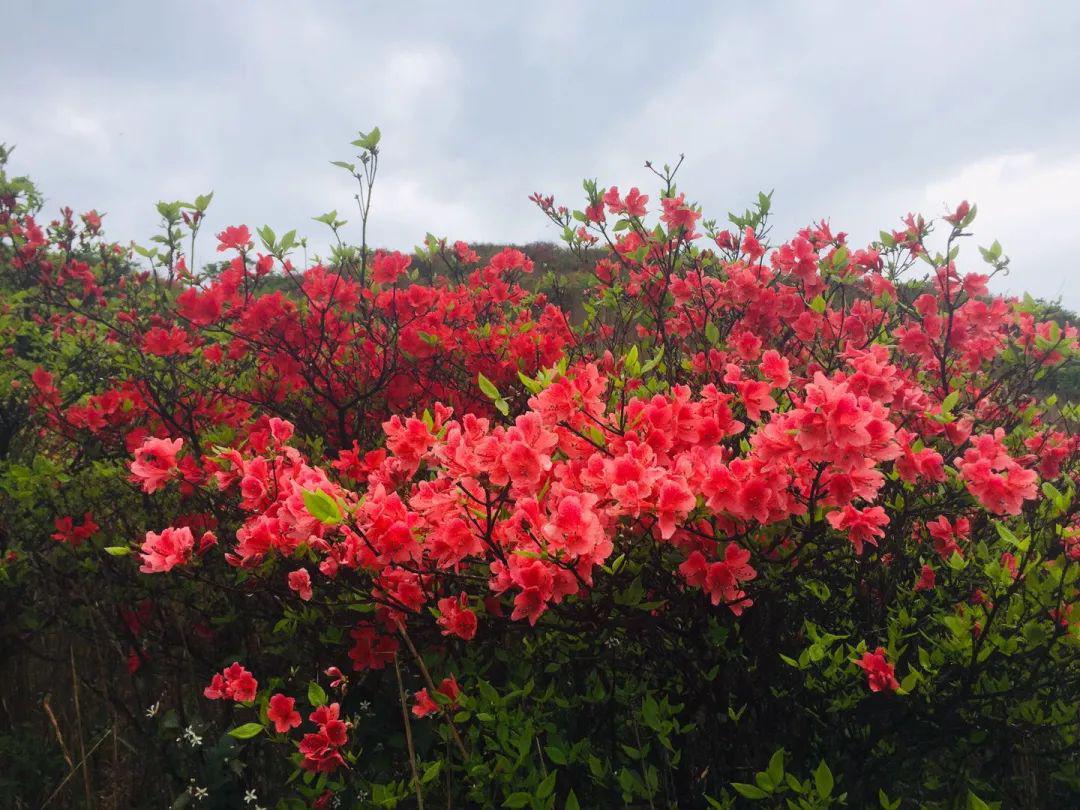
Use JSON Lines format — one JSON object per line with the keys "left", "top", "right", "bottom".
{"left": 268, "top": 693, "right": 302, "bottom": 733}
{"left": 856, "top": 647, "right": 899, "bottom": 693}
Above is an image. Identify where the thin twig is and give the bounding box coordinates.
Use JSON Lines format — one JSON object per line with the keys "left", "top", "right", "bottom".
{"left": 397, "top": 624, "right": 470, "bottom": 760}
{"left": 42, "top": 694, "right": 74, "bottom": 770}
{"left": 70, "top": 646, "right": 94, "bottom": 808}
{"left": 42, "top": 726, "right": 113, "bottom": 808}
{"left": 394, "top": 654, "right": 424, "bottom": 810}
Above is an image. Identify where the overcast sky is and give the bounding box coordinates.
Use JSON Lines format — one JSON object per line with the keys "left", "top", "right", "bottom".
{"left": 3, "top": 1, "right": 1078, "bottom": 306}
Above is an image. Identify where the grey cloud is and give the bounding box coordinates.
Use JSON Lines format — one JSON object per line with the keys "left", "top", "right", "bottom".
{"left": 2, "top": 0, "right": 1077, "bottom": 305}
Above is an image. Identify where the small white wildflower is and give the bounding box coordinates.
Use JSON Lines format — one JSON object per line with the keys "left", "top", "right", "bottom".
{"left": 182, "top": 726, "right": 203, "bottom": 747}
{"left": 193, "top": 785, "right": 208, "bottom": 801}
{"left": 358, "top": 700, "right": 372, "bottom": 713}
{"left": 244, "top": 789, "right": 258, "bottom": 804}
{"left": 145, "top": 701, "right": 160, "bottom": 718}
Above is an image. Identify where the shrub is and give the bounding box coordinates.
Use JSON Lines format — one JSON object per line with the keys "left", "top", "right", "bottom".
{"left": 2, "top": 136, "right": 1079, "bottom": 808}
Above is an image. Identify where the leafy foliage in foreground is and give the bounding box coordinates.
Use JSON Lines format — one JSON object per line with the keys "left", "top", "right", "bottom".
{"left": 1, "top": 137, "right": 1079, "bottom": 809}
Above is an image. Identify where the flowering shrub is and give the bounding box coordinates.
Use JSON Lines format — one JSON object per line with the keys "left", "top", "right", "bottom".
{"left": 2, "top": 137, "right": 1079, "bottom": 808}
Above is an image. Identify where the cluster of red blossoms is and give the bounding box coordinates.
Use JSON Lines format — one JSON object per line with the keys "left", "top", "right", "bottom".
{"left": 298, "top": 703, "right": 349, "bottom": 773}
{"left": 51, "top": 512, "right": 99, "bottom": 547}
{"left": 131, "top": 329, "right": 1060, "bottom": 646}
{"left": 204, "top": 662, "right": 258, "bottom": 703}
{"left": 263, "top": 692, "right": 349, "bottom": 773}
{"left": 138, "top": 526, "right": 215, "bottom": 573}
{"left": 205, "top": 664, "right": 350, "bottom": 774}
{"left": 856, "top": 648, "right": 900, "bottom": 693}
{"left": 412, "top": 676, "right": 461, "bottom": 718}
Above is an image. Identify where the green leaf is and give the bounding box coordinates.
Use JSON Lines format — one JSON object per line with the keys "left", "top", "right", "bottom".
{"left": 257, "top": 225, "right": 276, "bottom": 251}
{"left": 979, "top": 240, "right": 1003, "bottom": 263}
{"left": 941, "top": 389, "right": 960, "bottom": 413}
{"left": 352, "top": 127, "right": 381, "bottom": 151}
{"left": 640, "top": 346, "right": 665, "bottom": 374}
{"left": 103, "top": 546, "right": 131, "bottom": 557}
{"left": 731, "top": 782, "right": 769, "bottom": 799}
{"left": 967, "top": 791, "right": 990, "bottom": 810}
{"left": 545, "top": 745, "right": 567, "bottom": 765}
{"left": 962, "top": 203, "right": 978, "bottom": 228}
{"left": 814, "top": 760, "right": 834, "bottom": 798}
{"left": 564, "top": 790, "right": 581, "bottom": 810}
{"left": 302, "top": 489, "right": 342, "bottom": 525}
{"left": 156, "top": 200, "right": 181, "bottom": 220}
{"left": 421, "top": 760, "right": 442, "bottom": 784}
{"left": 307, "top": 681, "right": 327, "bottom": 708}
{"left": 1042, "top": 481, "right": 1066, "bottom": 508}
{"left": 807, "top": 581, "right": 830, "bottom": 602}
{"left": 994, "top": 521, "right": 1023, "bottom": 548}
{"left": 766, "top": 749, "right": 784, "bottom": 785}
{"left": 705, "top": 321, "right": 720, "bottom": 345}
{"left": 641, "top": 696, "right": 661, "bottom": 730}
{"left": 537, "top": 770, "right": 557, "bottom": 798}
{"left": 517, "top": 371, "right": 543, "bottom": 393}
{"left": 502, "top": 792, "right": 531, "bottom": 808}
{"left": 477, "top": 372, "right": 501, "bottom": 401}
{"left": 228, "top": 722, "right": 265, "bottom": 739}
